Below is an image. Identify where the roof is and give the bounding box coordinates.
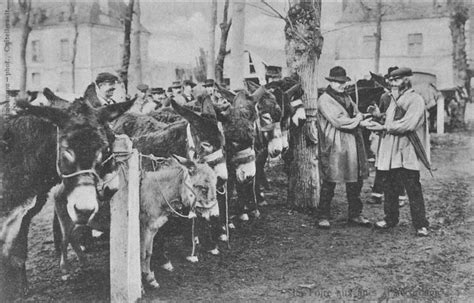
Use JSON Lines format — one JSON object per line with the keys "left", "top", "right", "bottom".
{"left": 9, "top": 0, "right": 149, "bottom": 33}
{"left": 338, "top": 1, "right": 451, "bottom": 23}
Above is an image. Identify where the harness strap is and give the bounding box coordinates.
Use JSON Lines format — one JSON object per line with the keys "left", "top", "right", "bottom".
{"left": 231, "top": 147, "right": 256, "bottom": 166}
{"left": 202, "top": 149, "right": 225, "bottom": 167}
{"left": 186, "top": 123, "right": 196, "bottom": 160}
{"left": 290, "top": 99, "right": 304, "bottom": 108}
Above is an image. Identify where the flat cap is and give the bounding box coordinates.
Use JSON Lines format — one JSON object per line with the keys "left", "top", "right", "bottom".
{"left": 182, "top": 79, "right": 196, "bottom": 88}
{"left": 95, "top": 72, "right": 119, "bottom": 85}
{"left": 137, "top": 84, "right": 149, "bottom": 92}
{"left": 151, "top": 87, "right": 165, "bottom": 94}
{"left": 203, "top": 79, "right": 215, "bottom": 87}
{"left": 388, "top": 67, "right": 413, "bottom": 80}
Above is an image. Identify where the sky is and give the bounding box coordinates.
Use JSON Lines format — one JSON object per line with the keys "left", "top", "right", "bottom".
{"left": 140, "top": 1, "right": 293, "bottom": 64}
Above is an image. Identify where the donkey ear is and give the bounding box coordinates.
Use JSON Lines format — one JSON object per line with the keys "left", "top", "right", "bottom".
{"left": 245, "top": 80, "right": 260, "bottom": 94}
{"left": 251, "top": 86, "right": 266, "bottom": 103}
{"left": 201, "top": 96, "right": 217, "bottom": 121}
{"left": 284, "top": 83, "right": 302, "bottom": 96}
{"left": 98, "top": 98, "right": 136, "bottom": 122}
{"left": 217, "top": 88, "right": 236, "bottom": 104}
{"left": 171, "top": 98, "right": 204, "bottom": 125}
{"left": 172, "top": 154, "right": 197, "bottom": 174}
{"left": 43, "top": 87, "right": 68, "bottom": 104}
{"left": 16, "top": 100, "right": 69, "bottom": 127}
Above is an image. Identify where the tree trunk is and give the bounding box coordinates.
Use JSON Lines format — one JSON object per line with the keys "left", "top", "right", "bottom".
{"left": 229, "top": 1, "right": 246, "bottom": 90}
{"left": 18, "top": 0, "right": 32, "bottom": 98}
{"left": 285, "top": 0, "right": 324, "bottom": 209}
{"left": 448, "top": 0, "right": 469, "bottom": 127}
{"left": 374, "top": 0, "right": 382, "bottom": 74}
{"left": 133, "top": 0, "right": 142, "bottom": 86}
{"left": 215, "top": 0, "right": 231, "bottom": 86}
{"left": 70, "top": 0, "right": 79, "bottom": 93}
{"left": 208, "top": 0, "right": 217, "bottom": 80}
{"left": 119, "top": 0, "right": 135, "bottom": 93}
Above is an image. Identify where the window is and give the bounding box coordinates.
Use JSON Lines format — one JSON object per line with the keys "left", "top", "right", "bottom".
{"left": 59, "top": 11, "right": 65, "bottom": 22}
{"left": 362, "top": 35, "right": 376, "bottom": 57}
{"left": 408, "top": 33, "right": 423, "bottom": 56}
{"left": 248, "top": 53, "right": 256, "bottom": 74}
{"left": 60, "top": 39, "right": 70, "bottom": 61}
{"left": 31, "top": 40, "right": 42, "bottom": 62}
{"left": 58, "top": 71, "right": 72, "bottom": 92}
{"left": 31, "top": 72, "right": 41, "bottom": 88}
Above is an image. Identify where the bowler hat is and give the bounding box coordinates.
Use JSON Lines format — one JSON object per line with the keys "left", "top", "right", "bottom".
{"left": 388, "top": 67, "right": 413, "bottom": 80}
{"left": 137, "top": 84, "right": 149, "bottom": 92}
{"left": 384, "top": 66, "right": 399, "bottom": 79}
{"left": 96, "top": 72, "right": 119, "bottom": 85}
{"left": 170, "top": 81, "right": 181, "bottom": 89}
{"left": 151, "top": 87, "right": 165, "bottom": 94}
{"left": 325, "top": 66, "right": 351, "bottom": 83}
{"left": 182, "top": 79, "right": 197, "bottom": 88}
{"left": 203, "top": 79, "right": 215, "bottom": 87}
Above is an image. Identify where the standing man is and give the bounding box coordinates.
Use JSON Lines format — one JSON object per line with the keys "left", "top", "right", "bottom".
{"left": 316, "top": 66, "right": 373, "bottom": 229}
{"left": 368, "top": 67, "right": 430, "bottom": 237}
{"left": 182, "top": 80, "right": 196, "bottom": 102}
{"left": 83, "top": 72, "right": 119, "bottom": 108}
{"left": 129, "top": 84, "right": 153, "bottom": 114}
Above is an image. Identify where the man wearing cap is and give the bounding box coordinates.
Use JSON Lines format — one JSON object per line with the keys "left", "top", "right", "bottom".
{"left": 182, "top": 80, "right": 196, "bottom": 103}
{"left": 203, "top": 79, "right": 216, "bottom": 96}
{"left": 368, "top": 66, "right": 408, "bottom": 206}
{"left": 316, "top": 66, "right": 373, "bottom": 229}
{"left": 367, "top": 67, "right": 430, "bottom": 237}
{"left": 150, "top": 87, "right": 167, "bottom": 109}
{"left": 129, "top": 84, "right": 154, "bottom": 114}
{"left": 83, "top": 72, "right": 119, "bottom": 108}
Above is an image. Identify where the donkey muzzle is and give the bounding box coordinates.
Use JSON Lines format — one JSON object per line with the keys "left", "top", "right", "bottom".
{"left": 67, "top": 185, "right": 99, "bottom": 225}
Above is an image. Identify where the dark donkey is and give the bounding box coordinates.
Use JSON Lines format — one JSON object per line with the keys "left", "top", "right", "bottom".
{"left": 129, "top": 96, "right": 227, "bottom": 264}
{"left": 0, "top": 96, "right": 133, "bottom": 299}
{"left": 260, "top": 78, "right": 306, "bottom": 203}
{"left": 213, "top": 88, "right": 280, "bottom": 233}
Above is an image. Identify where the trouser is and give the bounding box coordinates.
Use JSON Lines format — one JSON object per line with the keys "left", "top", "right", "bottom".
{"left": 382, "top": 168, "right": 429, "bottom": 229}
{"left": 317, "top": 179, "right": 363, "bottom": 220}
{"left": 373, "top": 169, "right": 405, "bottom": 197}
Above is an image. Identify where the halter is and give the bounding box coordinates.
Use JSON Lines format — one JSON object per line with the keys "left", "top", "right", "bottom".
{"left": 55, "top": 127, "right": 101, "bottom": 180}
{"left": 186, "top": 122, "right": 226, "bottom": 168}
{"left": 230, "top": 147, "right": 256, "bottom": 166}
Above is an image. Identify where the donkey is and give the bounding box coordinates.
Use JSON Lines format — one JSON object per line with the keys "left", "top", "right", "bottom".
{"left": 214, "top": 86, "right": 283, "bottom": 230}
{"left": 140, "top": 156, "right": 217, "bottom": 290}
{"left": 260, "top": 78, "right": 307, "bottom": 204}
{"left": 130, "top": 97, "right": 227, "bottom": 262}
{"left": 0, "top": 96, "right": 133, "bottom": 299}
{"left": 112, "top": 112, "right": 168, "bottom": 138}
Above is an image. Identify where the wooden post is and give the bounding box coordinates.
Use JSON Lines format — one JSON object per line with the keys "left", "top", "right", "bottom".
{"left": 437, "top": 94, "right": 445, "bottom": 134}
{"left": 110, "top": 135, "right": 141, "bottom": 302}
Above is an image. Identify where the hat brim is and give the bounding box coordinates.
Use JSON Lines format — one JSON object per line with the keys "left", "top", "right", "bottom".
{"left": 325, "top": 76, "right": 351, "bottom": 83}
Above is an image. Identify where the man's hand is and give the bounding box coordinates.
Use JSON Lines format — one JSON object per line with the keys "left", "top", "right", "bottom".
{"left": 359, "top": 118, "right": 374, "bottom": 128}
{"left": 366, "top": 121, "right": 385, "bottom": 131}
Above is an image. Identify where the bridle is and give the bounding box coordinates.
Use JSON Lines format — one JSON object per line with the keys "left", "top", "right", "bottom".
{"left": 55, "top": 127, "right": 101, "bottom": 181}
{"left": 186, "top": 122, "right": 226, "bottom": 169}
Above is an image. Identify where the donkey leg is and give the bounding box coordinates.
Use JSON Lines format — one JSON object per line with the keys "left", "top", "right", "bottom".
{"left": 53, "top": 212, "right": 62, "bottom": 257}
{"left": 70, "top": 229, "right": 88, "bottom": 268}
{"left": 141, "top": 228, "right": 160, "bottom": 290}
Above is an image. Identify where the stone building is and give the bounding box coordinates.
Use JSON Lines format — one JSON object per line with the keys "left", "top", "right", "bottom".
{"left": 319, "top": 0, "right": 473, "bottom": 89}
{"left": 3, "top": 0, "right": 150, "bottom": 98}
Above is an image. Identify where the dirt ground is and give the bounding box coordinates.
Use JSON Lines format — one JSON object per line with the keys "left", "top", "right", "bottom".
{"left": 2, "top": 122, "right": 474, "bottom": 302}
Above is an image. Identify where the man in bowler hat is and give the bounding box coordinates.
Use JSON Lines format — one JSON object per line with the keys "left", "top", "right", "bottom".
{"left": 316, "top": 66, "right": 373, "bottom": 229}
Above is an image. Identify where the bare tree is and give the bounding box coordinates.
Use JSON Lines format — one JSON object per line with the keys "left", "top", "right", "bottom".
{"left": 229, "top": 1, "right": 246, "bottom": 90}
{"left": 194, "top": 47, "right": 208, "bottom": 82}
{"left": 18, "top": 0, "right": 32, "bottom": 98}
{"left": 448, "top": 0, "right": 470, "bottom": 126}
{"left": 119, "top": 0, "right": 135, "bottom": 93}
{"left": 69, "top": 0, "right": 79, "bottom": 93}
{"left": 285, "top": 0, "right": 324, "bottom": 209}
{"left": 215, "top": 0, "right": 231, "bottom": 85}
{"left": 132, "top": 0, "right": 142, "bottom": 85}
{"left": 256, "top": 0, "right": 323, "bottom": 208}
{"left": 208, "top": 0, "right": 217, "bottom": 80}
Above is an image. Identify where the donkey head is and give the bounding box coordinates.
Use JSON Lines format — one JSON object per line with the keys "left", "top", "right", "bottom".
{"left": 173, "top": 155, "right": 218, "bottom": 220}
{"left": 16, "top": 97, "right": 133, "bottom": 225}
{"left": 171, "top": 97, "right": 227, "bottom": 182}
{"left": 248, "top": 83, "right": 283, "bottom": 158}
